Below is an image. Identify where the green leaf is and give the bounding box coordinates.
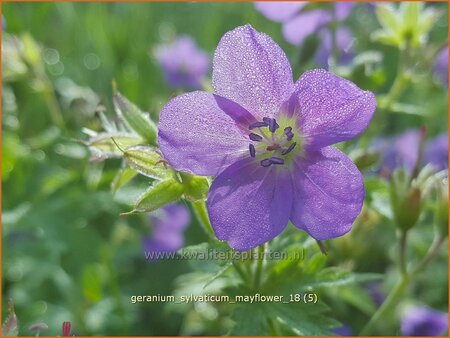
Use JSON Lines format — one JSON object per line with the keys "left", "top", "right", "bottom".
{"left": 21, "top": 33, "right": 42, "bottom": 68}
{"left": 229, "top": 303, "right": 268, "bottom": 335}
{"left": 230, "top": 301, "right": 338, "bottom": 336}
{"left": 130, "top": 178, "right": 184, "bottom": 213}
{"left": 273, "top": 302, "right": 339, "bottom": 336}
{"left": 2, "top": 299, "right": 19, "bottom": 336}
{"left": 82, "top": 264, "right": 103, "bottom": 303}
{"left": 111, "top": 166, "right": 137, "bottom": 192}
{"left": 113, "top": 92, "right": 157, "bottom": 145}
{"left": 123, "top": 145, "right": 172, "bottom": 180}
{"left": 375, "top": 3, "right": 399, "bottom": 33}
{"left": 400, "top": 2, "right": 422, "bottom": 31}
{"left": 310, "top": 268, "right": 383, "bottom": 289}
{"left": 335, "top": 285, "right": 377, "bottom": 316}
{"left": 371, "top": 29, "right": 401, "bottom": 47}
{"left": 180, "top": 173, "right": 210, "bottom": 202}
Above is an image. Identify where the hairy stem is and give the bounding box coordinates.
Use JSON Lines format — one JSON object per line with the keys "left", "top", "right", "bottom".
{"left": 191, "top": 200, "right": 214, "bottom": 237}
{"left": 253, "top": 244, "right": 266, "bottom": 290}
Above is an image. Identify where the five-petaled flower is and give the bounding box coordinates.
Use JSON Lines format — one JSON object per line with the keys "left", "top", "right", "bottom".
{"left": 158, "top": 25, "right": 376, "bottom": 251}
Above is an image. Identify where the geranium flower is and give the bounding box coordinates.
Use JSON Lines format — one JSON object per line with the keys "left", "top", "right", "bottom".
{"left": 255, "top": 2, "right": 355, "bottom": 68}
{"left": 375, "top": 130, "right": 448, "bottom": 176}
{"left": 142, "top": 203, "right": 190, "bottom": 259}
{"left": 154, "top": 36, "right": 209, "bottom": 89}
{"left": 401, "top": 306, "right": 448, "bottom": 336}
{"left": 158, "top": 25, "right": 376, "bottom": 250}
{"left": 434, "top": 45, "right": 448, "bottom": 87}
{"left": 425, "top": 133, "right": 448, "bottom": 171}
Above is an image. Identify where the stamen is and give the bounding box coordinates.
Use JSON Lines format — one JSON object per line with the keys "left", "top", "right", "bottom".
{"left": 284, "top": 126, "right": 292, "bottom": 134}
{"left": 286, "top": 131, "right": 294, "bottom": 141}
{"left": 249, "top": 133, "right": 263, "bottom": 142}
{"left": 249, "top": 121, "right": 268, "bottom": 130}
{"left": 262, "top": 117, "right": 279, "bottom": 133}
{"left": 260, "top": 158, "right": 272, "bottom": 167}
{"left": 249, "top": 144, "right": 256, "bottom": 157}
{"left": 281, "top": 142, "right": 296, "bottom": 155}
{"left": 269, "top": 157, "right": 284, "bottom": 165}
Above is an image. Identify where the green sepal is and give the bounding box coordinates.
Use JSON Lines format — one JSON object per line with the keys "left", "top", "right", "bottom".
{"left": 179, "top": 172, "right": 210, "bottom": 202}
{"left": 128, "top": 178, "right": 184, "bottom": 214}
{"left": 113, "top": 92, "right": 157, "bottom": 145}
{"left": 123, "top": 145, "right": 172, "bottom": 180}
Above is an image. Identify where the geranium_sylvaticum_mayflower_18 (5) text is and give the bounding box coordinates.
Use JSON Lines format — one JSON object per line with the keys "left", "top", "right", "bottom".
{"left": 158, "top": 25, "right": 376, "bottom": 251}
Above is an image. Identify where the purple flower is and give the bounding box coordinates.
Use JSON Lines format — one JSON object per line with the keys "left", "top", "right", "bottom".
{"left": 380, "top": 129, "right": 421, "bottom": 175}
{"left": 142, "top": 203, "right": 190, "bottom": 258}
{"left": 366, "top": 282, "right": 384, "bottom": 307}
{"left": 376, "top": 130, "right": 448, "bottom": 176}
{"left": 401, "top": 306, "right": 448, "bottom": 336}
{"left": 255, "top": 2, "right": 355, "bottom": 68}
{"left": 315, "top": 27, "right": 354, "bottom": 68}
{"left": 158, "top": 25, "right": 376, "bottom": 251}
{"left": 333, "top": 324, "right": 353, "bottom": 336}
{"left": 255, "top": 2, "right": 353, "bottom": 44}
{"left": 425, "top": 133, "right": 448, "bottom": 172}
{"left": 434, "top": 46, "right": 448, "bottom": 87}
{"left": 154, "top": 36, "right": 209, "bottom": 89}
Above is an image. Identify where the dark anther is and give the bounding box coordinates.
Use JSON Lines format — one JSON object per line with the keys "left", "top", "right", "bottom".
{"left": 281, "top": 142, "right": 296, "bottom": 155}
{"left": 286, "top": 131, "right": 294, "bottom": 141}
{"left": 284, "top": 126, "right": 292, "bottom": 134}
{"left": 260, "top": 158, "right": 272, "bottom": 167}
{"left": 269, "top": 157, "right": 284, "bottom": 165}
{"left": 263, "top": 117, "right": 279, "bottom": 133}
{"left": 249, "top": 121, "right": 268, "bottom": 130}
{"left": 249, "top": 144, "right": 256, "bottom": 157}
{"left": 249, "top": 133, "right": 263, "bottom": 142}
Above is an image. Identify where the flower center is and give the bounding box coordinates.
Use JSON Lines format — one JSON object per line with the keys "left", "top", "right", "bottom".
{"left": 247, "top": 116, "right": 301, "bottom": 167}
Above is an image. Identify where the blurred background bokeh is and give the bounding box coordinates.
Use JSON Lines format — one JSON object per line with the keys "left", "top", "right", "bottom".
{"left": 2, "top": 2, "right": 448, "bottom": 336}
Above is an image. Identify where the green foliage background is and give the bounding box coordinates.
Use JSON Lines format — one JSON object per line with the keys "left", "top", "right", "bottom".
{"left": 2, "top": 2, "right": 448, "bottom": 336}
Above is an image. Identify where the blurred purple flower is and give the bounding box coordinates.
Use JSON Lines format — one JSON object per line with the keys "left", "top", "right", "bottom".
{"left": 381, "top": 129, "right": 421, "bottom": 174}
{"left": 376, "top": 130, "right": 448, "bottom": 176}
{"left": 315, "top": 27, "right": 354, "bottom": 68}
{"left": 425, "top": 133, "right": 448, "bottom": 172}
{"left": 366, "top": 282, "right": 384, "bottom": 307}
{"left": 255, "top": 2, "right": 355, "bottom": 68}
{"left": 401, "top": 306, "right": 448, "bottom": 336}
{"left": 158, "top": 25, "right": 376, "bottom": 250}
{"left": 142, "top": 203, "right": 190, "bottom": 258}
{"left": 434, "top": 46, "right": 448, "bottom": 86}
{"left": 333, "top": 324, "right": 353, "bottom": 336}
{"left": 154, "top": 36, "right": 209, "bottom": 89}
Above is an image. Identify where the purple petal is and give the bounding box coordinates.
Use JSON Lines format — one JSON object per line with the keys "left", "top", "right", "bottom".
{"left": 334, "top": 2, "right": 354, "bottom": 21}
{"left": 213, "top": 25, "right": 294, "bottom": 118}
{"left": 255, "top": 2, "right": 306, "bottom": 22}
{"left": 425, "top": 133, "right": 448, "bottom": 171}
{"left": 401, "top": 306, "right": 448, "bottom": 336}
{"left": 208, "top": 158, "right": 293, "bottom": 251}
{"left": 293, "top": 69, "right": 376, "bottom": 149}
{"left": 158, "top": 91, "right": 252, "bottom": 176}
{"left": 290, "top": 146, "right": 364, "bottom": 240}
{"left": 282, "top": 10, "right": 332, "bottom": 46}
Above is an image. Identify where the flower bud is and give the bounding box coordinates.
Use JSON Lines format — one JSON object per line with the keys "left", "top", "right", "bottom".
{"left": 390, "top": 169, "right": 423, "bottom": 231}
